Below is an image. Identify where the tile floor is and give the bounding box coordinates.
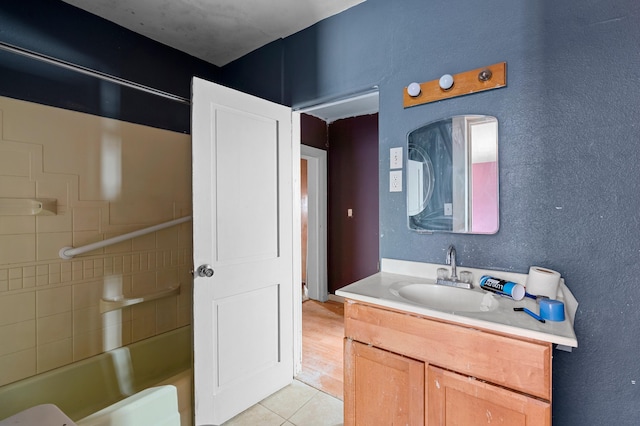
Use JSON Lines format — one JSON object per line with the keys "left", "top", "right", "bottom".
{"left": 223, "top": 380, "right": 343, "bottom": 426}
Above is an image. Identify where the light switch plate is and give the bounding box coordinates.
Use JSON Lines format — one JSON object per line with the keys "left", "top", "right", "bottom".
{"left": 390, "top": 170, "right": 402, "bottom": 192}
{"left": 390, "top": 147, "right": 403, "bottom": 169}
{"left": 444, "top": 203, "right": 453, "bottom": 216}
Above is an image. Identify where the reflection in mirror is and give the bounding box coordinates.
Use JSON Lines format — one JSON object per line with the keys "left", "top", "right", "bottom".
{"left": 407, "top": 115, "right": 498, "bottom": 234}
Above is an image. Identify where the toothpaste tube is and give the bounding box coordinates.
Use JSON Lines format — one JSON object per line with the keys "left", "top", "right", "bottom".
{"left": 479, "top": 275, "right": 525, "bottom": 301}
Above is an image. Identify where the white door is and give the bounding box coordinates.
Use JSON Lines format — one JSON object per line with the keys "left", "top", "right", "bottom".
{"left": 191, "top": 77, "right": 300, "bottom": 425}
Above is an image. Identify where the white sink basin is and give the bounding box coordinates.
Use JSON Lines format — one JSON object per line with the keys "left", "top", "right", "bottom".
{"left": 389, "top": 281, "right": 499, "bottom": 313}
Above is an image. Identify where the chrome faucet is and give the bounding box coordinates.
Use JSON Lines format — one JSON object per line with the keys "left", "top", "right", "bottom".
{"left": 436, "top": 244, "right": 472, "bottom": 289}
{"left": 446, "top": 245, "right": 457, "bottom": 280}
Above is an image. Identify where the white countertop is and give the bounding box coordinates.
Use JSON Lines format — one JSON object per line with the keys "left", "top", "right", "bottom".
{"left": 336, "top": 259, "right": 578, "bottom": 348}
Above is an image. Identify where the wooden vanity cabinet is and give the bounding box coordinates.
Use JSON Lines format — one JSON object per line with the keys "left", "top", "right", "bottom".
{"left": 343, "top": 301, "right": 553, "bottom": 426}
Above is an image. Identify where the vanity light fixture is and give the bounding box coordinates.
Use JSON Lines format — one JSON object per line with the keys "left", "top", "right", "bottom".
{"left": 403, "top": 62, "right": 507, "bottom": 108}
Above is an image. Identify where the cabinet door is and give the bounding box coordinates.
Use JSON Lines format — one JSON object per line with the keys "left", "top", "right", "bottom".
{"left": 345, "top": 339, "right": 425, "bottom": 426}
{"left": 427, "top": 366, "right": 551, "bottom": 426}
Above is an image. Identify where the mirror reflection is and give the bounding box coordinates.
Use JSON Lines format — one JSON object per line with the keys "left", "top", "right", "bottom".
{"left": 407, "top": 115, "right": 499, "bottom": 234}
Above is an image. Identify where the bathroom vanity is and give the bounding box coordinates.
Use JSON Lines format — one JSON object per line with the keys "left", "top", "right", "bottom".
{"left": 336, "top": 259, "right": 578, "bottom": 426}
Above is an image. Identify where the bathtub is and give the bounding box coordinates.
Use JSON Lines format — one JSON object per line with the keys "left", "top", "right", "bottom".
{"left": 0, "top": 326, "right": 192, "bottom": 425}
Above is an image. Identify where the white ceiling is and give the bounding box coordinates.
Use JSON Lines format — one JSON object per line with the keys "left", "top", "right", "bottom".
{"left": 62, "top": 0, "right": 366, "bottom": 67}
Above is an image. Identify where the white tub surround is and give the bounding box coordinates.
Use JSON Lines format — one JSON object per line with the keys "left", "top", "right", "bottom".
{"left": 336, "top": 258, "right": 578, "bottom": 348}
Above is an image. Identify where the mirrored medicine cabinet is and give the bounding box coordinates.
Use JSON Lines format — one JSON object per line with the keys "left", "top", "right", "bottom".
{"left": 407, "top": 115, "right": 499, "bottom": 234}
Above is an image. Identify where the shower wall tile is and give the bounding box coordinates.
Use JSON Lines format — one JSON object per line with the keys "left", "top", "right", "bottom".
{"left": 0, "top": 148, "right": 30, "bottom": 177}
{"left": 157, "top": 267, "right": 179, "bottom": 288}
{"left": 37, "top": 286, "right": 72, "bottom": 318}
{"left": 131, "top": 302, "right": 157, "bottom": 342}
{"left": 157, "top": 227, "right": 179, "bottom": 249}
{"left": 37, "top": 338, "right": 73, "bottom": 373}
{"left": 0, "top": 176, "right": 36, "bottom": 198}
{"left": 177, "top": 268, "right": 193, "bottom": 328}
{"left": 0, "top": 292, "right": 35, "bottom": 325}
{"left": 72, "top": 261, "right": 84, "bottom": 281}
{"left": 130, "top": 254, "right": 140, "bottom": 273}
{"left": 156, "top": 297, "right": 178, "bottom": 333}
{"left": 48, "top": 263, "right": 61, "bottom": 285}
{"left": 23, "top": 276, "right": 36, "bottom": 288}
{"left": 7, "top": 266, "right": 28, "bottom": 287}
{"left": 9, "top": 278, "right": 22, "bottom": 291}
{"left": 73, "top": 306, "right": 102, "bottom": 335}
{"left": 36, "top": 209, "right": 72, "bottom": 233}
{"left": 0, "top": 96, "right": 192, "bottom": 386}
{"left": 37, "top": 232, "right": 72, "bottom": 261}
{"left": 0, "top": 320, "right": 35, "bottom": 357}
{"left": 0, "top": 348, "right": 36, "bottom": 387}
{"left": 0, "top": 217, "right": 35, "bottom": 235}
{"left": 36, "top": 274, "right": 48, "bottom": 287}
{"left": 122, "top": 255, "right": 132, "bottom": 274}
{"left": 36, "top": 178, "right": 71, "bottom": 211}
{"left": 37, "top": 311, "right": 72, "bottom": 344}
{"left": 9, "top": 269, "right": 22, "bottom": 291}
{"left": 0, "top": 234, "right": 36, "bottom": 264}
{"left": 132, "top": 233, "right": 156, "bottom": 251}
{"left": 73, "top": 328, "right": 103, "bottom": 361}
{"left": 132, "top": 270, "right": 156, "bottom": 296}
{"left": 73, "top": 280, "right": 102, "bottom": 309}
{"left": 104, "top": 239, "right": 132, "bottom": 255}
{"left": 113, "top": 256, "right": 123, "bottom": 274}
{"left": 73, "top": 207, "right": 101, "bottom": 231}
{"left": 36, "top": 265, "right": 48, "bottom": 277}
{"left": 23, "top": 266, "right": 35, "bottom": 278}
{"left": 73, "top": 230, "right": 103, "bottom": 250}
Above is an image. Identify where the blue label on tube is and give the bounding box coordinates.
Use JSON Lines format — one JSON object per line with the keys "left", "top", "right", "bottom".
{"left": 479, "top": 276, "right": 525, "bottom": 301}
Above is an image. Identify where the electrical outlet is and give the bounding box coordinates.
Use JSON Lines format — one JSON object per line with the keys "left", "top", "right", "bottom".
{"left": 444, "top": 203, "right": 453, "bottom": 216}
{"left": 390, "top": 147, "right": 403, "bottom": 169}
{"left": 390, "top": 170, "right": 402, "bottom": 192}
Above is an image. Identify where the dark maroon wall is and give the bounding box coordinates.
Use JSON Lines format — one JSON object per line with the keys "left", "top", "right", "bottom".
{"left": 301, "top": 113, "right": 328, "bottom": 150}
{"left": 328, "top": 114, "right": 379, "bottom": 293}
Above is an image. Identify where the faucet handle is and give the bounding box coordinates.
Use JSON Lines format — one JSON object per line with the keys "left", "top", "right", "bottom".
{"left": 437, "top": 268, "right": 448, "bottom": 279}
{"left": 459, "top": 271, "right": 473, "bottom": 284}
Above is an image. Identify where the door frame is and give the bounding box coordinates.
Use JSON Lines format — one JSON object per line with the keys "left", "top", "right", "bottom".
{"left": 300, "top": 145, "right": 328, "bottom": 302}
{"left": 292, "top": 113, "right": 303, "bottom": 376}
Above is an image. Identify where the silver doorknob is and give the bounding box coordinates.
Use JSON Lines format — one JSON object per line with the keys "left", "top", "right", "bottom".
{"left": 197, "top": 264, "right": 214, "bottom": 278}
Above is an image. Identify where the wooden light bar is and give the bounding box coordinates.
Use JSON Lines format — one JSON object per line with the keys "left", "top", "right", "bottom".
{"left": 403, "top": 62, "right": 506, "bottom": 108}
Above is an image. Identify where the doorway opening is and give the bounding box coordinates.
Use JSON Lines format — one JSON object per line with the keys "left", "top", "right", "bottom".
{"left": 297, "top": 89, "right": 379, "bottom": 302}
{"left": 295, "top": 90, "right": 379, "bottom": 400}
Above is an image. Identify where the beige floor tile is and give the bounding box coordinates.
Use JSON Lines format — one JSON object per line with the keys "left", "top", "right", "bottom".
{"left": 260, "top": 380, "right": 319, "bottom": 419}
{"left": 223, "top": 404, "right": 286, "bottom": 426}
{"left": 288, "top": 391, "right": 344, "bottom": 426}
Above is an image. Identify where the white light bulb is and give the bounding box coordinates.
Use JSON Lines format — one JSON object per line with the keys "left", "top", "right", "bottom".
{"left": 407, "top": 82, "right": 421, "bottom": 97}
{"left": 439, "top": 74, "right": 454, "bottom": 90}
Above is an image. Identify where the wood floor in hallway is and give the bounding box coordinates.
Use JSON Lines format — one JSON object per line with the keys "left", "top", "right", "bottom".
{"left": 297, "top": 300, "right": 344, "bottom": 400}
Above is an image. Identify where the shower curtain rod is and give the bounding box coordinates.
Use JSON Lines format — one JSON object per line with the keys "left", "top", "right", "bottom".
{"left": 59, "top": 215, "right": 192, "bottom": 259}
{"left": 0, "top": 41, "right": 191, "bottom": 105}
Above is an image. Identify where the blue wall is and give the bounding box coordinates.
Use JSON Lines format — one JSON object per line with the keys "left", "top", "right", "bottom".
{"left": 224, "top": 0, "right": 640, "bottom": 424}
{"left": 1, "top": 0, "right": 638, "bottom": 423}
